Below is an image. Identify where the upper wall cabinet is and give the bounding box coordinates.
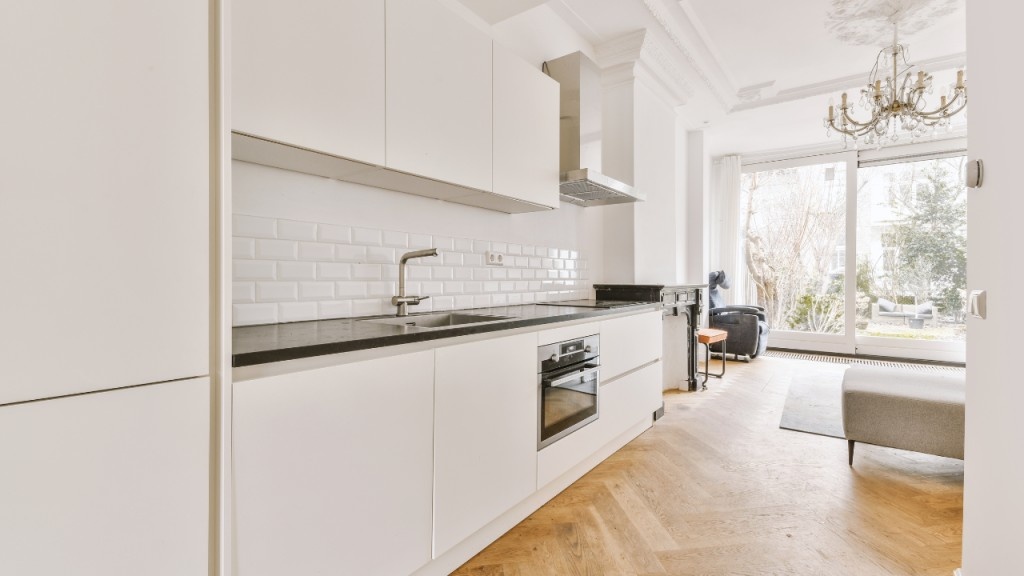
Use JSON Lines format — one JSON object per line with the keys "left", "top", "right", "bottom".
{"left": 385, "top": 0, "right": 492, "bottom": 192}
{"left": 231, "top": 0, "right": 558, "bottom": 213}
{"left": 232, "top": 0, "right": 385, "bottom": 167}
{"left": 493, "top": 44, "right": 560, "bottom": 209}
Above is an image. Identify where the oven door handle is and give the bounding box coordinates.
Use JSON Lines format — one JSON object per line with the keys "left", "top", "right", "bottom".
{"left": 545, "top": 365, "right": 600, "bottom": 389}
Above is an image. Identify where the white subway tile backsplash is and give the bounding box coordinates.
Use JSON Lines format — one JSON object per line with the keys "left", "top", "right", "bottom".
{"left": 317, "top": 262, "right": 351, "bottom": 280}
{"left": 368, "top": 281, "right": 396, "bottom": 297}
{"left": 407, "top": 265, "right": 431, "bottom": 280}
{"left": 352, "top": 264, "right": 382, "bottom": 280}
{"left": 352, "top": 227, "right": 382, "bottom": 245}
{"left": 366, "top": 246, "right": 396, "bottom": 264}
{"left": 408, "top": 233, "right": 432, "bottom": 249}
{"left": 257, "top": 239, "right": 297, "bottom": 261}
{"left": 352, "top": 299, "right": 383, "bottom": 317}
{"left": 233, "top": 216, "right": 590, "bottom": 326}
{"left": 234, "top": 215, "right": 276, "bottom": 238}
{"left": 234, "top": 260, "right": 276, "bottom": 280}
{"left": 298, "top": 242, "right": 335, "bottom": 262}
{"left": 319, "top": 300, "right": 353, "bottom": 319}
{"left": 233, "top": 283, "right": 255, "bottom": 303}
{"left": 233, "top": 238, "right": 256, "bottom": 259}
{"left": 335, "top": 244, "right": 367, "bottom": 262}
{"left": 300, "top": 282, "right": 335, "bottom": 300}
{"left": 382, "top": 230, "right": 408, "bottom": 248}
{"left": 319, "top": 224, "right": 351, "bottom": 244}
{"left": 279, "top": 261, "right": 317, "bottom": 280}
{"left": 278, "top": 220, "right": 317, "bottom": 241}
{"left": 433, "top": 236, "right": 455, "bottom": 251}
{"left": 279, "top": 301, "right": 318, "bottom": 322}
{"left": 336, "top": 282, "right": 366, "bottom": 299}
{"left": 234, "top": 303, "right": 278, "bottom": 325}
{"left": 257, "top": 282, "right": 298, "bottom": 302}
{"left": 421, "top": 281, "right": 443, "bottom": 296}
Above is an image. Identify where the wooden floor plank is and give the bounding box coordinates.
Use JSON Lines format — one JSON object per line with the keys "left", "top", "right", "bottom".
{"left": 452, "top": 356, "right": 963, "bottom": 575}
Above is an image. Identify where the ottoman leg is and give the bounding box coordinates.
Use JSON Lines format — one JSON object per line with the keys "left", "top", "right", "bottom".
{"left": 848, "top": 440, "right": 855, "bottom": 466}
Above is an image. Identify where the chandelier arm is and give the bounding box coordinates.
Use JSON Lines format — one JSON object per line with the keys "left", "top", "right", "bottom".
{"left": 918, "top": 98, "right": 968, "bottom": 121}
{"left": 828, "top": 117, "right": 876, "bottom": 137}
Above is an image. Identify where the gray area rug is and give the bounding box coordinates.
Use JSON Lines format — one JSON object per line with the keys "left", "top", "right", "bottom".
{"left": 773, "top": 351, "right": 966, "bottom": 439}
{"left": 778, "top": 362, "right": 847, "bottom": 439}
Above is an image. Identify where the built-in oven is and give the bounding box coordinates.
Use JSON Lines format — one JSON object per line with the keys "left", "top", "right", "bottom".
{"left": 538, "top": 334, "right": 600, "bottom": 450}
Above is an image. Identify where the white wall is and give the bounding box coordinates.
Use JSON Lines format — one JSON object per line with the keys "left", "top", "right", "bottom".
{"left": 962, "top": 2, "right": 1024, "bottom": 574}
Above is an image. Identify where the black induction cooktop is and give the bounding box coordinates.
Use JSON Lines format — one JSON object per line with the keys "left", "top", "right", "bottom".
{"left": 535, "top": 299, "right": 649, "bottom": 309}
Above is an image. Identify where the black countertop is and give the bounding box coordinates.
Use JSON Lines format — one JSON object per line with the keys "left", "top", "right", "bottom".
{"left": 232, "top": 302, "right": 660, "bottom": 367}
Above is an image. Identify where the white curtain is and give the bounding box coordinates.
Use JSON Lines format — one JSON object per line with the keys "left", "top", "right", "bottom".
{"left": 709, "top": 155, "right": 743, "bottom": 305}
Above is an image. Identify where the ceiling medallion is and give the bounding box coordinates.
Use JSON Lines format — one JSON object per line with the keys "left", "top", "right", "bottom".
{"left": 823, "top": 22, "right": 966, "bottom": 148}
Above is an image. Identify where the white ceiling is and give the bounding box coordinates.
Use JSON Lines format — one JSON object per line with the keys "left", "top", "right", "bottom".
{"left": 457, "top": 0, "right": 967, "bottom": 156}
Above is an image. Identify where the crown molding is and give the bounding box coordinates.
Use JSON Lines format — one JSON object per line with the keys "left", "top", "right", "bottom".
{"left": 596, "top": 29, "right": 696, "bottom": 108}
{"left": 732, "top": 51, "right": 967, "bottom": 112}
{"left": 640, "top": 0, "right": 735, "bottom": 111}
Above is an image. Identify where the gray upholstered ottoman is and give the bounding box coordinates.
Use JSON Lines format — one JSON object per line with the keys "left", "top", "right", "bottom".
{"left": 841, "top": 365, "right": 965, "bottom": 465}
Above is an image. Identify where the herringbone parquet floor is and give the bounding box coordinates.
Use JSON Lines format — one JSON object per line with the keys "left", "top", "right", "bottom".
{"left": 452, "top": 355, "right": 964, "bottom": 576}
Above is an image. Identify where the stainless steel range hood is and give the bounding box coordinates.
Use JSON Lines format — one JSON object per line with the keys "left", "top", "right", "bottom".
{"left": 544, "top": 52, "right": 643, "bottom": 207}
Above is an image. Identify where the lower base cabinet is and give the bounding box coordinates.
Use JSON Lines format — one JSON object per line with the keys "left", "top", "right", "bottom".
{"left": 0, "top": 377, "right": 210, "bottom": 576}
{"left": 233, "top": 350, "right": 435, "bottom": 576}
{"left": 433, "top": 332, "right": 538, "bottom": 557}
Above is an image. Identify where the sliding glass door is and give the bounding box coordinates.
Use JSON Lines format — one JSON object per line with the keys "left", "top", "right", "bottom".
{"left": 738, "top": 148, "right": 967, "bottom": 362}
{"left": 854, "top": 155, "right": 967, "bottom": 361}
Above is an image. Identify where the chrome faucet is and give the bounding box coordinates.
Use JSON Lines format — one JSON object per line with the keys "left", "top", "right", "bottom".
{"left": 392, "top": 248, "right": 438, "bottom": 316}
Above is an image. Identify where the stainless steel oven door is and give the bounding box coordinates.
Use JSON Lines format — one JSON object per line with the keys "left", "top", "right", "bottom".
{"left": 538, "top": 361, "right": 599, "bottom": 450}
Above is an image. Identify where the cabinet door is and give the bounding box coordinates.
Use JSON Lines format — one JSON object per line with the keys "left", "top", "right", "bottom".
{"left": 232, "top": 0, "right": 386, "bottom": 165}
{"left": 493, "top": 44, "right": 560, "bottom": 209}
{"left": 386, "top": 0, "right": 492, "bottom": 191}
{"left": 233, "top": 351, "right": 434, "bottom": 576}
{"left": 434, "top": 332, "right": 538, "bottom": 557}
{"left": 0, "top": 378, "right": 210, "bottom": 576}
{"left": 600, "top": 311, "right": 663, "bottom": 381}
{"left": 0, "top": 0, "right": 209, "bottom": 404}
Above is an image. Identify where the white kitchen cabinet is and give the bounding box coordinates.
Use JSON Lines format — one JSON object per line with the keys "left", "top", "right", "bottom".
{"left": 386, "top": 0, "right": 493, "bottom": 192}
{"left": 492, "top": 43, "right": 560, "bottom": 209}
{"left": 600, "top": 311, "right": 663, "bottom": 381}
{"left": 0, "top": 378, "right": 210, "bottom": 576}
{"left": 0, "top": 0, "right": 209, "bottom": 404}
{"left": 232, "top": 0, "right": 386, "bottom": 166}
{"left": 233, "top": 350, "right": 435, "bottom": 576}
{"left": 433, "top": 332, "right": 538, "bottom": 557}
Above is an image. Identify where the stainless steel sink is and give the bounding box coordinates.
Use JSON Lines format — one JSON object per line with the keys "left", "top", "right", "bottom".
{"left": 360, "top": 312, "right": 514, "bottom": 330}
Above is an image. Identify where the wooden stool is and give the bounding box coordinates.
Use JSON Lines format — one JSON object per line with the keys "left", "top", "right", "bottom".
{"left": 697, "top": 328, "right": 728, "bottom": 390}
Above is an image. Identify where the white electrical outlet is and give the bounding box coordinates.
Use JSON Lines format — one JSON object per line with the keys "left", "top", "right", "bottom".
{"left": 485, "top": 251, "right": 505, "bottom": 266}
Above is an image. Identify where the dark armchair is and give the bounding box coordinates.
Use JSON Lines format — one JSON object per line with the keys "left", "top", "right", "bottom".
{"left": 708, "top": 270, "right": 769, "bottom": 360}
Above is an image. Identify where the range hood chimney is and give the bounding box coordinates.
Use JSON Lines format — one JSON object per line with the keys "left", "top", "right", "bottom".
{"left": 544, "top": 52, "right": 643, "bottom": 207}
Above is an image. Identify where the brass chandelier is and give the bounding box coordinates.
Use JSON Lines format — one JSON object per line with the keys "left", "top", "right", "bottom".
{"left": 824, "top": 25, "right": 967, "bottom": 147}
